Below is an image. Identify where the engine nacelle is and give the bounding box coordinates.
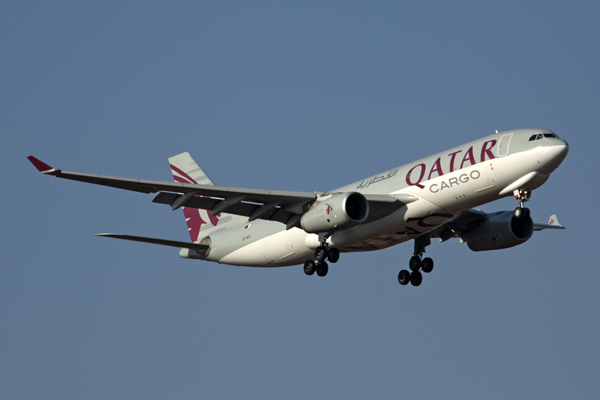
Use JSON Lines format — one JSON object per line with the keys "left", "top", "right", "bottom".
{"left": 464, "top": 211, "right": 534, "bottom": 252}
{"left": 300, "top": 192, "right": 369, "bottom": 234}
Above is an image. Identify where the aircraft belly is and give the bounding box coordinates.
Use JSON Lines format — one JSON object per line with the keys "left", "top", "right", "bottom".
{"left": 218, "top": 227, "right": 312, "bottom": 267}
{"left": 332, "top": 197, "right": 453, "bottom": 250}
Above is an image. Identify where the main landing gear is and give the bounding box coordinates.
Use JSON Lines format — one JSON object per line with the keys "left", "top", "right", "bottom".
{"left": 513, "top": 189, "right": 531, "bottom": 219}
{"left": 304, "top": 241, "right": 340, "bottom": 278}
{"left": 398, "top": 236, "right": 434, "bottom": 287}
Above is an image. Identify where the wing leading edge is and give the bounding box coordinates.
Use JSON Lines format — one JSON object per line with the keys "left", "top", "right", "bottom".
{"left": 27, "top": 156, "right": 410, "bottom": 228}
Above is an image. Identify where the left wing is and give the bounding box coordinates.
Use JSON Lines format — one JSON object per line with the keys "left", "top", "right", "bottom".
{"left": 28, "top": 156, "right": 409, "bottom": 228}
{"left": 430, "top": 209, "right": 565, "bottom": 242}
{"left": 533, "top": 214, "right": 565, "bottom": 231}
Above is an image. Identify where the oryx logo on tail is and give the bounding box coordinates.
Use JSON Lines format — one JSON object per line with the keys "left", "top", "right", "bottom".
{"left": 169, "top": 154, "right": 220, "bottom": 242}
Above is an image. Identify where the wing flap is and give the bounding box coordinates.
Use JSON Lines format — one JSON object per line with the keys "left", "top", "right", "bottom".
{"left": 154, "top": 191, "right": 412, "bottom": 226}
{"left": 152, "top": 192, "right": 310, "bottom": 226}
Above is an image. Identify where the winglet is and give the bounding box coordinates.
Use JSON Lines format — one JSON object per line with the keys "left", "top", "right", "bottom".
{"left": 27, "top": 156, "right": 57, "bottom": 174}
{"left": 533, "top": 214, "right": 565, "bottom": 231}
{"left": 548, "top": 214, "right": 561, "bottom": 226}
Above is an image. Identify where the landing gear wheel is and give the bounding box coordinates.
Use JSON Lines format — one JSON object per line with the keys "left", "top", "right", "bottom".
{"left": 398, "top": 270, "right": 411, "bottom": 285}
{"left": 315, "top": 246, "right": 327, "bottom": 262}
{"left": 523, "top": 207, "right": 530, "bottom": 218}
{"left": 316, "top": 262, "right": 328, "bottom": 277}
{"left": 327, "top": 247, "right": 340, "bottom": 263}
{"left": 421, "top": 257, "right": 434, "bottom": 273}
{"left": 514, "top": 207, "right": 523, "bottom": 219}
{"left": 410, "top": 271, "right": 423, "bottom": 287}
{"left": 303, "top": 260, "right": 316, "bottom": 276}
{"left": 409, "top": 256, "right": 421, "bottom": 271}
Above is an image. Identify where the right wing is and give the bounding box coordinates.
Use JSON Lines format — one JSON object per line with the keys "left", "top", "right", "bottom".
{"left": 28, "top": 156, "right": 411, "bottom": 228}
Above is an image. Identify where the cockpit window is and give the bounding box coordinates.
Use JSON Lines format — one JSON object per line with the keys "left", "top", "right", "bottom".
{"left": 529, "top": 132, "right": 560, "bottom": 141}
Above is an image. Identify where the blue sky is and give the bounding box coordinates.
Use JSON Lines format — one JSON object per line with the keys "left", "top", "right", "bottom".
{"left": 2, "top": 1, "right": 599, "bottom": 398}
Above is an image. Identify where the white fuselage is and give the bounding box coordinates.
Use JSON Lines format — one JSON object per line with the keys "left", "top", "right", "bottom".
{"left": 209, "top": 131, "right": 568, "bottom": 267}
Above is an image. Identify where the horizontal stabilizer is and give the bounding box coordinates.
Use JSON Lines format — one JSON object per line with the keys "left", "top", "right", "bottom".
{"left": 95, "top": 233, "right": 209, "bottom": 250}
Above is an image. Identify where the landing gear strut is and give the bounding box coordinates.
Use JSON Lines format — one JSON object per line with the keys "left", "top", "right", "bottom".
{"left": 304, "top": 234, "right": 339, "bottom": 278}
{"left": 513, "top": 189, "right": 531, "bottom": 219}
{"left": 398, "top": 235, "right": 434, "bottom": 287}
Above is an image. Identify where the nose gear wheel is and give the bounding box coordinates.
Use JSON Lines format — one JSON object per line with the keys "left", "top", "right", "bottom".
{"left": 513, "top": 189, "right": 532, "bottom": 219}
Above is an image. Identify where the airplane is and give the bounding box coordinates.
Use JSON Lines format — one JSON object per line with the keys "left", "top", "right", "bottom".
{"left": 28, "top": 128, "right": 568, "bottom": 287}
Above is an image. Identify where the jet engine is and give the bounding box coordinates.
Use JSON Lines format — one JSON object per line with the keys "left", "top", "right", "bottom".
{"left": 464, "top": 211, "right": 534, "bottom": 252}
{"left": 300, "top": 192, "right": 369, "bottom": 234}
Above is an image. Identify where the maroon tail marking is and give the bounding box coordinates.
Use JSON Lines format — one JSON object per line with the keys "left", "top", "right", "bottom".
{"left": 170, "top": 163, "right": 220, "bottom": 242}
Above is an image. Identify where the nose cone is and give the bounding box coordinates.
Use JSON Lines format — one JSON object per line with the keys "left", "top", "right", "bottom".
{"left": 542, "top": 139, "right": 569, "bottom": 173}
{"left": 556, "top": 139, "right": 569, "bottom": 162}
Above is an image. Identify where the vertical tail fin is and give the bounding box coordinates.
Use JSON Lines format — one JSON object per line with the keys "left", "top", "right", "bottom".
{"left": 169, "top": 152, "right": 215, "bottom": 186}
{"left": 168, "top": 152, "right": 245, "bottom": 242}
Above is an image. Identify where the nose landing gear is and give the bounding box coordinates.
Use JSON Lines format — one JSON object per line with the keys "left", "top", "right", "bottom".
{"left": 514, "top": 189, "right": 531, "bottom": 219}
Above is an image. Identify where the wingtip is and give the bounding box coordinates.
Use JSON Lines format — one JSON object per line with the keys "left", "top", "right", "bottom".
{"left": 27, "top": 156, "right": 55, "bottom": 173}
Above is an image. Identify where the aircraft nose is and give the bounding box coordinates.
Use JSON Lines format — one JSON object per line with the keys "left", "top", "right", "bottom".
{"left": 557, "top": 139, "right": 569, "bottom": 160}
{"left": 541, "top": 138, "right": 569, "bottom": 173}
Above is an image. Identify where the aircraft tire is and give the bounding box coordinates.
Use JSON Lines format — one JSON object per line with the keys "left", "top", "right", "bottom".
{"left": 316, "top": 262, "right": 328, "bottom": 277}
{"left": 523, "top": 207, "right": 530, "bottom": 218}
{"left": 327, "top": 248, "right": 340, "bottom": 263}
{"left": 315, "top": 246, "right": 327, "bottom": 262}
{"left": 421, "top": 257, "right": 434, "bottom": 273}
{"left": 514, "top": 207, "right": 523, "bottom": 219}
{"left": 410, "top": 271, "right": 423, "bottom": 287}
{"left": 398, "top": 270, "right": 411, "bottom": 285}
{"left": 304, "top": 260, "right": 316, "bottom": 276}
{"left": 409, "top": 256, "right": 421, "bottom": 271}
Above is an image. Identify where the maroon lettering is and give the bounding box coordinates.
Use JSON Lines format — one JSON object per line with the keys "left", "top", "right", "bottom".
{"left": 428, "top": 157, "right": 444, "bottom": 180}
{"left": 448, "top": 150, "right": 462, "bottom": 172}
{"left": 406, "top": 163, "right": 426, "bottom": 189}
{"left": 460, "top": 146, "right": 476, "bottom": 169}
{"left": 481, "top": 140, "right": 497, "bottom": 162}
